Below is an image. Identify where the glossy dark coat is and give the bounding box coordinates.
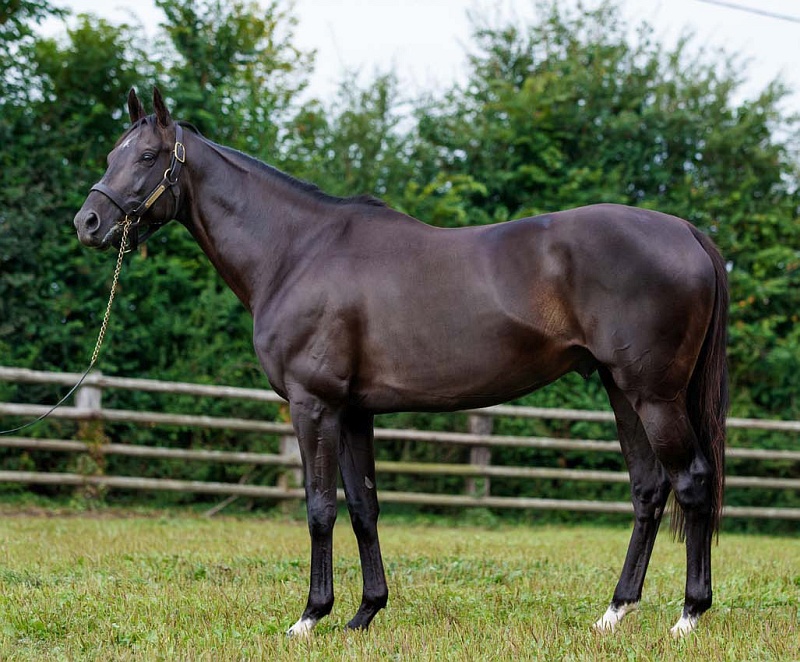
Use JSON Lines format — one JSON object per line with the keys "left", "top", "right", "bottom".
{"left": 74, "top": 89, "right": 728, "bottom": 636}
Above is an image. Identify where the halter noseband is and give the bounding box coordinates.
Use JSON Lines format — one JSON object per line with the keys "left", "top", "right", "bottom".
{"left": 90, "top": 124, "right": 186, "bottom": 250}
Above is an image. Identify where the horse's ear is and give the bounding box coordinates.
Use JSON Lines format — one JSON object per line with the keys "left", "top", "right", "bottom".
{"left": 152, "top": 87, "right": 172, "bottom": 128}
{"left": 128, "top": 88, "right": 146, "bottom": 124}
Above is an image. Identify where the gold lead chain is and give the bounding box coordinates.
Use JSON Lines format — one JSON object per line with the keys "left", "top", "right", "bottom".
{"left": 90, "top": 217, "right": 131, "bottom": 367}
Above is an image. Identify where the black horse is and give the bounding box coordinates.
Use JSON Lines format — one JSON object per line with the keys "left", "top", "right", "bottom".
{"left": 74, "top": 89, "right": 728, "bottom": 637}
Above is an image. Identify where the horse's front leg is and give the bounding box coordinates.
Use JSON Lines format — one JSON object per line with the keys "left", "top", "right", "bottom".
{"left": 339, "top": 408, "right": 388, "bottom": 629}
{"left": 286, "top": 394, "right": 341, "bottom": 637}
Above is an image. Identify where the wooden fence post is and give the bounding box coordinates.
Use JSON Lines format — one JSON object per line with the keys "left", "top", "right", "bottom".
{"left": 467, "top": 414, "right": 492, "bottom": 497}
{"left": 75, "top": 372, "right": 103, "bottom": 414}
{"left": 74, "top": 371, "right": 106, "bottom": 499}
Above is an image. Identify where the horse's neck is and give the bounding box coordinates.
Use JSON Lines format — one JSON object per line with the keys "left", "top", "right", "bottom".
{"left": 180, "top": 134, "right": 329, "bottom": 311}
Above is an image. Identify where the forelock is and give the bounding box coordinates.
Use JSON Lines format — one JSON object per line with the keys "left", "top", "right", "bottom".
{"left": 113, "top": 116, "right": 155, "bottom": 149}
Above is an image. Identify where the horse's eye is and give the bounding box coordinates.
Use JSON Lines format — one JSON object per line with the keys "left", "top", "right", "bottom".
{"left": 141, "top": 152, "right": 155, "bottom": 164}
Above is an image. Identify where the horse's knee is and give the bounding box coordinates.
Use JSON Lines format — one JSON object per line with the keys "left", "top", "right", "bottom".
{"left": 630, "top": 476, "right": 670, "bottom": 520}
{"left": 307, "top": 493, "right": 337, "bottom": 537}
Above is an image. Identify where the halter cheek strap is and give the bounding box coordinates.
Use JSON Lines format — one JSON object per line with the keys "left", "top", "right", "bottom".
{"left": 90, "top": 124, "right": 186, "bottom": 250}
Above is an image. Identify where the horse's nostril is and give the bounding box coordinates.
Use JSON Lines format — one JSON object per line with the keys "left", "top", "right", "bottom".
{"left": 84, "top": 211, "right": 100, "bottom": 233}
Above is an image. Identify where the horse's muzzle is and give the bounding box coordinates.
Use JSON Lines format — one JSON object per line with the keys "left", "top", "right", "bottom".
{"left": 74, "top": 206, "right": 118, "bottom": 249}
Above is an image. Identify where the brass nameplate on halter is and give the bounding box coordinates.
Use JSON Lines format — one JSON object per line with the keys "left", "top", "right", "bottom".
{"left": 144, "top": 184, "right": 167, "bottom": 210}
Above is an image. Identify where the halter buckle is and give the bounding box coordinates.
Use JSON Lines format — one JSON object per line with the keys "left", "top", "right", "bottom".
{"left": 174, "top": 141, "right": 186, "bottom": 163}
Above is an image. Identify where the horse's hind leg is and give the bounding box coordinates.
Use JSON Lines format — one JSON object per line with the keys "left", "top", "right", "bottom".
{"left": 635, "top": 397, "right": 715, "bottom": 637}
{"left": 338, "top": 409, "right": 388, "bottom": 630}
{"left": 594, "top": 369, "right": 671, "bottom": 632}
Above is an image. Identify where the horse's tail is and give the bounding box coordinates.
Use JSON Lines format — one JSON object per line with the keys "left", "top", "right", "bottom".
{"left": 673, "top": 225, "right": 729, "bottom": 539}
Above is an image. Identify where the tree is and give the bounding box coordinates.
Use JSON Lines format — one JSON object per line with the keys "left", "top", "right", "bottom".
{"left": 283, "top": 74, "right": 407, "bottom": 195}
{"left": 281, "top": 71, "right": 490, "bottom": 227}
{"left": 155, "top": 0, "right": 313, "bottom": 158}
{"left": 1, "top": 10, "right": 145, "bottom": 370}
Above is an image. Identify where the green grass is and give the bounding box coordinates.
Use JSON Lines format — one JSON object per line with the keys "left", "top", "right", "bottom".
{"left": 0, "top": 511, "right": 797, "bottom": 660}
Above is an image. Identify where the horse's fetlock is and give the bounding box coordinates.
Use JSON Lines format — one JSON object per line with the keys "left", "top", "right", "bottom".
{"left": 685, "top": 589, "right": 712, "bottom": 617}
{"left": 305, "top": 595, "right": 335, "bottom": 621}
{"left": 364, "top": 586, "right": 389, "bottom": 610}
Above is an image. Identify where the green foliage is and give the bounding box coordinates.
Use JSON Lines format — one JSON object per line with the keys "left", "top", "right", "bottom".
{"left": 1, "top": 1, "right": 799, "bottom": 521}
{"left": 282, "top": 73, "right": 411, "bottom": 199}
{"left": 156, "top": 0, "right": 312, "bottom": 156}
{"left": 1, "top": 12, "right": 145, "bottom": 376}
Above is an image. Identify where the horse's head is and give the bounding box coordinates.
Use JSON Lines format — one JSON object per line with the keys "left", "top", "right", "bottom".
{"left": 74, "top": 87, "right": 186, "bottom": 250}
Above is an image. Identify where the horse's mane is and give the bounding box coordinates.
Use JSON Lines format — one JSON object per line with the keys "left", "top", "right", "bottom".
{"left": 181, "top": 120, "right": 388, "bottom": 209}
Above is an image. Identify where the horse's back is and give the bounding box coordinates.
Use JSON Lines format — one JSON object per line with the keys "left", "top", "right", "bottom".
{"left": 484, "top": 203, "right": 714, "bottom": 323}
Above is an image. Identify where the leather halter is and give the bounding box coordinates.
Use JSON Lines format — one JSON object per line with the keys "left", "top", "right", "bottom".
{"left": 90, "top": 124, "right": 186, "bottom": 250}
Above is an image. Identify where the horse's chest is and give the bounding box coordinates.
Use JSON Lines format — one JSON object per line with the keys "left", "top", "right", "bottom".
{"left": 252, "top": 296, "right": 358, "bottom": 400}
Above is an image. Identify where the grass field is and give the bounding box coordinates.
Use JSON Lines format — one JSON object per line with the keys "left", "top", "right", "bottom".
{"left": 0, "top": 510, "right": 797, "bottom": 661}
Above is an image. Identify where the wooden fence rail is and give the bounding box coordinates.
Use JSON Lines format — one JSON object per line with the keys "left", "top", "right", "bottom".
{"left": 1, "top": 366, "right": 799, "bottom": 520}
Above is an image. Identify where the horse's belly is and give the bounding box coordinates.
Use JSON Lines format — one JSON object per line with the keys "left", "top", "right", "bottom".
{"left": 353, "top": 333, "right": 585, "bottom": 413}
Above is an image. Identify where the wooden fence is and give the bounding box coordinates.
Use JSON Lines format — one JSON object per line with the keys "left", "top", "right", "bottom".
{"left": 1, "top": 366, "right": 799, "bottom": 520}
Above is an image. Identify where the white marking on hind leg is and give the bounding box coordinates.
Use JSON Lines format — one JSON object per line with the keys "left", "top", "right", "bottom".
{"left": 287, "top": 616, "right": 318, "bottom": 637}
{"left": 670, "top": 613, "right": 699, "bottom": 638}
{"left": 593, "top": 602, "right": 638, "bottom": 633}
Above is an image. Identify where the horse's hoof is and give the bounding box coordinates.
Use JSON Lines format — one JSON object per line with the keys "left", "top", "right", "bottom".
{"left": 286, "top": 617, "right": 317, "bottom": 637}
{"left": 670, "top": 614, "right": 698, "bottom": 638}
{"left": 593, "top": 602, "right": 638, "bottom": 633}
